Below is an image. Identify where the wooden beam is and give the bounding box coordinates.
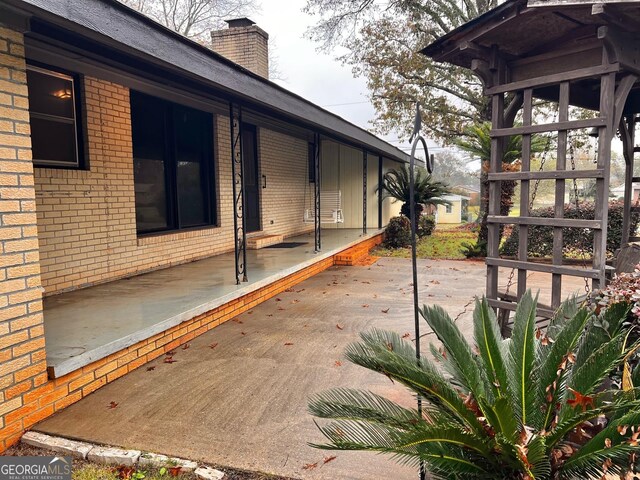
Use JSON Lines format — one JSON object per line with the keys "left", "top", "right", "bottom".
{"left": 598, "top": 26, "right": 640, "bottom": 76}
{"left": 592, "top": 4, "right": 640, "bottom": 35}
{"left": 613, "top": 74, "right": 639, "bottom": 130}
{"left": 487, "top": 298, "right": 556, "bottom": 320}
{"left": 485, "top": 64, "right": 620, "bottom": 95}
{"left": 488, "top": 169, "right": 604, "bottom": 181}
{"left": 486, "top": 258, "right": 601, "bottom": 279}
{"left": 487, "top": 216, "right": 601, "bottom": 229}
{"left": 491, "top": 118, "right": 606, "bottom": 137}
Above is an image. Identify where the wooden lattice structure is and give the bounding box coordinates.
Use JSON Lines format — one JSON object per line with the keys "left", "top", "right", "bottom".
{"left": 422, "top": 0, "right": 640, "bottom": 319}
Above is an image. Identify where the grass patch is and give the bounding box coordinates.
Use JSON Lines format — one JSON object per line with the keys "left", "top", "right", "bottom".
{"left": 5, "top": 444, "right": 294, "bottom": 480}
{"left": 373, "top": 228, "right": 477, "bottom": 260}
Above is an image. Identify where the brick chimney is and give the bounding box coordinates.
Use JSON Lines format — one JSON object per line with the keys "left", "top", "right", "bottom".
{"left": 210, "top": 18, "right": 269, "bottom": 79}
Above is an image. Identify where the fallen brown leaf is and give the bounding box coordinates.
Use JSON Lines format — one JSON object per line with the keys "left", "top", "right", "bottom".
{"left": 209, "top": 343, "right": 218, "bottom": 349}
{"left": 284, "top": 342, "right": 294, "bottom": 346}
{"left": 323, "top": 455, "right": 337, "bottom": 464}
{"left": 166, "top": 350, "right": 176, "bottom": 356}
{"left": 182, "top": 343, "right": 190, "bottom": 350}
{"left": 241, "top": 332, "right": 247, "bottom": 336}
{"left": 164, "top": 356, "right": 177, "bottom": 364}
{"left": 382, "top": 308, "right": 390, "bottom": 314}
{"left": 402, "top": 333, "right": 411, "bottom": 339}
{"left": 108, "top": 401, "right": 118, "bottom": 409}
{"left": 362, "top": 304, "right": 369, "bottom": 308}
{"left": 114, "top": 466, "right": 134, "bottom": 480}
{"left": 169, "top": 466, "right": 182, "bottom": 477}
{"left": 146, "top": 366, "right": 156, "bottom": 371}
{"left": 334, "top": 361, "right": 342, "bottom": 367}
{"left": 336, "top": 324, "right": 344, "bottom": 330}
{"left": 302, "top": 463, "right": 318, "bottom": 470}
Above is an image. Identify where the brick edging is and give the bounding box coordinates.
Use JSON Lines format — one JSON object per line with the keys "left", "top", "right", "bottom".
{"left": 0, "top": 233, "right": 383, "bottom": 451}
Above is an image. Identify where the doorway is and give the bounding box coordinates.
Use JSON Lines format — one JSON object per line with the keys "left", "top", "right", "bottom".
{"left": 242, "top": 124, "right": 261, "bottom": 233}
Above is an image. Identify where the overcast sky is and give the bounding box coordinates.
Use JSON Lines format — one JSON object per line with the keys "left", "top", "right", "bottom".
{"left": 252, "top": 0, "right": 419, "bottom": 157}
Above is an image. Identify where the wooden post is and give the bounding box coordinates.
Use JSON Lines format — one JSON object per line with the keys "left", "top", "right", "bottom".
{"left": 551, "top": 82, "right": 569, "bottom": 307}
{"left": 487, "top": 90, "right": 504, "bottom": 305}
{"left": 517, "top": 89, "right": 533, "bottom": 299}
{"left": 593, "top": 72, "right": 616, "bottom": 290}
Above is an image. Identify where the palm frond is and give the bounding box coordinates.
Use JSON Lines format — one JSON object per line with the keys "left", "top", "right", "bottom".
{"left": 345, "top": 329, "right": 485, "bottom": 434}
{"left": 536, "top": 308, "right": 590, "bottom": 431}
{"left": 421, "top": 304, "right": 487, "bottom": 398}
{"left": 507, "top": 291, "right": 538, "bottom": 426}
{"left": 473, "top": 297, "right": 510, "bottom": 402}
{"left": 560, "top": 409, "right": 640, "bottom": 478}
{"left": 308, "top": 388, "right": 421, "bottom": 429}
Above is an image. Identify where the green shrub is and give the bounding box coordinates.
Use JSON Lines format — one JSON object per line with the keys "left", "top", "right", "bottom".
{"left": 383, "top": 216, "right": 411, "bottom": 248}
{"left": 417, "top": 215, "right": 436, "bottom": 237}
{"left": 309, "top": 293, "right": 640, "bottom": 479}
{"left": 501, "top": 199, "right": 640, "bottom": 257}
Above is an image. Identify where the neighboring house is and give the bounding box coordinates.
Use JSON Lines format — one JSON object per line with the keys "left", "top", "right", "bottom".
{"left": 0, "top": 0, "right": 407, "bottom": 450}
{"left": 451, "top": 184, "right": 480, "bottom": 206}
{"left": 435, "top": 194, "right": 470, "bottom": 224}
{"left": 611, "top": 183, "right": 640, "bottom": 203}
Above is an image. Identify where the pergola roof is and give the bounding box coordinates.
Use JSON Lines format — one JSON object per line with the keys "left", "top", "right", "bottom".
{"left": 422, "top": 0, "right": 640, "bottom": 69}
{"left": 422, "top": 0, "right": 640, "bottom": 112}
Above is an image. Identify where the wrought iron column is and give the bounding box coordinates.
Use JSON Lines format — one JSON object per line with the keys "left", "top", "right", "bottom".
{"left": 229, "top": 103, "right": 248, "bottom": 284}
{"left": 378, "top": 155, "right": 383, "bottom": 229}
{"left": 362, "top": 148, "right": 367, "bottom": 235}
{"left": 314, "top": 133, "right": 321, "bottom": 252}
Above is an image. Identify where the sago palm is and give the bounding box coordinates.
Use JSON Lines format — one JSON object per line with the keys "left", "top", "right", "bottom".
{"left": 379, "top": 165, "right": 450, "bottom": 219}
{"left": 309, "top": 292, "right": 640, "bottom": 479}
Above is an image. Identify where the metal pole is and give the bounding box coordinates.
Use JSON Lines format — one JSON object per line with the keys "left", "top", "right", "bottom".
{"left": 409, "top": 103, "right": 430, "bottom": 480}
{"left": 314, "top": 133, "right": 322, "bottom": 252}
{"left": 363, "top": 148, "right": 367, "bottom": 235}
{"left": 229, "top": 103, "right": 248, "bottom": 284}
{"left": 378, "top": 155, "right": 383, "bottom": 229}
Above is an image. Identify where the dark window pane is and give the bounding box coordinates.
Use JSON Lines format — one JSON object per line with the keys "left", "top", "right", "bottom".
{"left": 242, "top": 126, "right": 257, "bottom": 187}
{"left": 131, "top": 92, "right": 169, "bottom": 233}
{"left": 30, "top": 117, "right": 77, "bottom": 164}
{"left": 26, "top": 66, "right": 79, "bottom": 166}
{"left": 175, "top": 105, "right": 211, "bottom": 227}
{"left": 134, "top": 158, "right": 168, "bottom": 232}
{"left": 27, "top": 69, "right": 75, "bottom": 119}
{"left": 177, "top": 161, "right": 206, "bottom": 226}
{"left": 131, "top": 90, "right": 215, "bottom": 234}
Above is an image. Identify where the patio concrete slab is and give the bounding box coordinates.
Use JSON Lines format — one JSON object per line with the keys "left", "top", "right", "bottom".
{"left": 35, "top": 257, "right": 586, "bottom": 479}
{"left": 43, "top": 228, "right": 381, "bottom": 378}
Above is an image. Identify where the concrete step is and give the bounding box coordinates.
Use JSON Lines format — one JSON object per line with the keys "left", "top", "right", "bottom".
{"left": 246, "top": 234, "right": 284, "bottom": 249}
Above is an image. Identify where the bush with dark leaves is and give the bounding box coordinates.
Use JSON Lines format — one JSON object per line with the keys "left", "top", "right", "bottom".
{"left": 383, "top": 216, "right": 411, "bottom": 248}
{"left": 501, "top": 200, "right": 640, "bottom": 258}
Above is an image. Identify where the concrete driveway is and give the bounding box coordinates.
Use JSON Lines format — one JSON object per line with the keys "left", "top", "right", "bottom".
{"left": 35, "top": 257, "right": 487, "bottom": 479}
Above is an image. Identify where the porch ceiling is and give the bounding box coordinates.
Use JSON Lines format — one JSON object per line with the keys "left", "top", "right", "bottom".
{"left": 43, "top": 229, "right": 381, "bottom": 379}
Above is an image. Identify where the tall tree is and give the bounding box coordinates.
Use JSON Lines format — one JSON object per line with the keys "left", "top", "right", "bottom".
{"left": 119, "top": 0, "right": 259, "bottom": 42}
{"left": 303, "top": 0, "right": 499, "bottom": 141}
{"left": 431, "top": 149, "right": 480, "bottom": 188}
